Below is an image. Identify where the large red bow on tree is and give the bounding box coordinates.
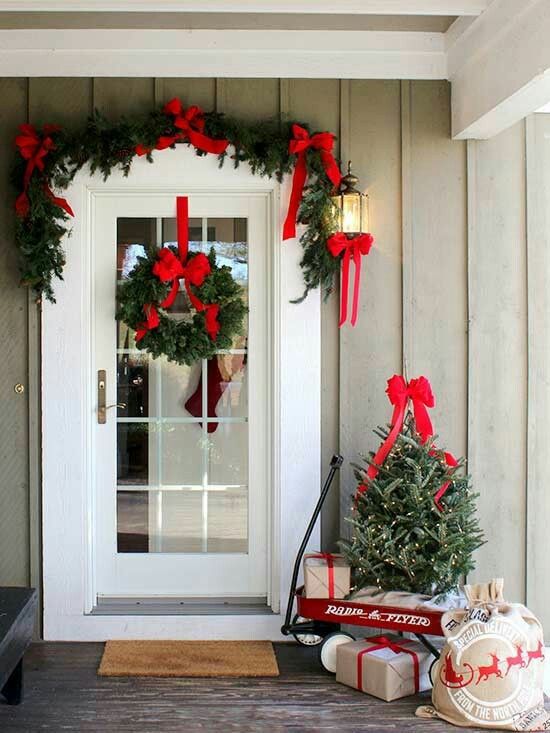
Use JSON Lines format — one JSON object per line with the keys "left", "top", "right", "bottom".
{"left": 135, "top": 99, "right": 229, "bottom": 157}
{"left": 282, "top": 123, "right": 342, "bottom": 240}
{"left": 14, "top": 123, "right": 74, "bottom": 219}
{"left": 357, "top": 375, "right": 458, "bottom": 511}
{"left": 136, "top": 196, "right": 220, "bottom": 342}
{"left": 327, "top": 232, "right": 374, "bottom": 327}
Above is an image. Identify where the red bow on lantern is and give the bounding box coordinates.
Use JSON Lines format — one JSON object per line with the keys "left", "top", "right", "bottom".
{"left": 327, "top": 232, "right": 374, "bottom": 327}
{"left": 356, "top": 375, "right": 458, "bottom": 511}
{"left": 136, "top": 197, "right": 220, "bottom": 343}
{"left": 14, "top": 123, "right": 74, "bottom": 219}
{"left": 135, "top": 99, "right": 229, "bottom": 157}
{"left": 282, "top": 123, "right": 342, "bottom": 241}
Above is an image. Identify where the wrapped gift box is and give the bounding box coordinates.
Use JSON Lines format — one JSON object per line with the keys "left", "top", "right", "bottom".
{"left": 303, "top": 552, "right": 351, "bottom": 599}
{"left": 336, "top": 634, "right": 432, "bottom": 701}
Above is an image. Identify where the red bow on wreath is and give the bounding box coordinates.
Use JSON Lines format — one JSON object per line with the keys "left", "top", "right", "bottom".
{"left": 356, "top": 375, "right": 458, "bottom": 511}
{"left": 282, "top": 123, "right": 342, "bottom": 241}
{"left": 135, "top": 99, "right": 229, "bottom": 157}
{"left": 136, "top": 196, "right": 220, "bottom": 343}
{"left": 327, "top": 232, "right": 374, "bottom": 327}
{"left": 14, "top": 123, "right": 74, "bottom": 219}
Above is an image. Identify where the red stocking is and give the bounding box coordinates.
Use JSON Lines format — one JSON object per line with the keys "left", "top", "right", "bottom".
{"left": 185, "top": 358, "right": 226, "bottom": 433}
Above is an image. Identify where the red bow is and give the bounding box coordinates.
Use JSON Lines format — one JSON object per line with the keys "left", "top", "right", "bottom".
{"left": 135, "top": 196, "right": 220, "bottom": 343}
{"left": 135, "top": 303, "right": 160, "bottom": 342}
{"left": 282, "top": 123, "right": 342, "bottom": 241}
{"left": 357, "top": 636, "right": 419, "bottom": 694}
{"left": 136, "top": 99, "right": 229, "bottom": 157}
{"left": 14, "top": 123, "right": 74, "bottom": 219}
{"left": 357, "top": 375, "right": 457, "bottom": 510}
{"left": 327, "top": 232, "right": 374, "bottom": 327}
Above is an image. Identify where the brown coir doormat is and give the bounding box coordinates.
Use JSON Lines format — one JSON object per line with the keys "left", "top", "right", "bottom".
{"left": 98, "top": 640, "right": 279, "bottom": 678}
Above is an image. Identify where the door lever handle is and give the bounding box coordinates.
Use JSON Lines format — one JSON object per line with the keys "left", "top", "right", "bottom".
{"left": 97, "top": 369, "right": 126, "bottom": 424}
{"left": 106, "top": 403, "right": 126, "bottom": 411}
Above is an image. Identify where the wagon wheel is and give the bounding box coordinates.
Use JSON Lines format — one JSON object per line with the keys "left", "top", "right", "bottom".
{"left": 318, "top": 630, "right": 355, "bottom": 673}
{"left": 291, "top": 615, "right": 324, "bottom": 647}
{"left": 429, "top": 656, "right": 439, "bottom": 686}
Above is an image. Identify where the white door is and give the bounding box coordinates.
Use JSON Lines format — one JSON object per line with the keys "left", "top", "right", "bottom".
{"left": 94, "top": 193, "right": 269, "bottom": 605}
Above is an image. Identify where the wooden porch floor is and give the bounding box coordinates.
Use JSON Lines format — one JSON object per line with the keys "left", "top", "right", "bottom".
{"left": 0, "top": 641, "right": 478, "bottom": 732}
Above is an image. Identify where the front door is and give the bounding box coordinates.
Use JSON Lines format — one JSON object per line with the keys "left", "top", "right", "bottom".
{"left": 94, "top": 193, "right": 269, "bottom": 607}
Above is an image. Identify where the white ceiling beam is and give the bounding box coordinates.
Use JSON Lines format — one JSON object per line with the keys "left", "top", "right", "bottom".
{"left": 0, "top": 1, "right": 490, "bottom": 16}
{"left": 0, "top": 28, "right": 447, "bottom": 79}
{"left": 448, "top": 0, "right": 550, "bottom": 139}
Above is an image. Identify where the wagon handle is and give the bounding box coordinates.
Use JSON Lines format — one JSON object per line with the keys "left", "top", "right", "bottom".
{"left": 281, "top": 453, "right": 343, "bottom": 635}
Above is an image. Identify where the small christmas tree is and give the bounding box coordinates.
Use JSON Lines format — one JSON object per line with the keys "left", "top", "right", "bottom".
{"left": 340, "top": 416, "right": 485, "bottom": 596}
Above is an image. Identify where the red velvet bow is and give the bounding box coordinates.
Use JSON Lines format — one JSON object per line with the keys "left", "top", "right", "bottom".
{"left": 356, "top": 375, "right": 457, "bottom": 510}
{"left": 135, "top": 99, "right": 229, "bottom": 157}
{"left": 14, "top": 123, "right": 74, "bottom": 219}
{"left": 135, "top": 196, "right": 220, "bottom": 343}
{"left": 327, "top": 232, "right": 374, "bottom": 327}
{"left": 357, "top": 636, "right": 419, "bottom": 694}
{"left": 282, "top": 123, "right": 342, "bottom": 240}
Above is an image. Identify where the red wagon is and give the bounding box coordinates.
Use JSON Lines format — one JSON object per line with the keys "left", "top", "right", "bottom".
{"left": 280, "top": 455, "right": 444, "bottom": 673}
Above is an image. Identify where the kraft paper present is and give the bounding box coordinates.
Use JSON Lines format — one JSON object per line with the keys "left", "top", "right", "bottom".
{"left": 336, "top": 634, "right": 432, "bottom": 702}
{"left": 303, "top": 553, "right": 350, "bottom": 599}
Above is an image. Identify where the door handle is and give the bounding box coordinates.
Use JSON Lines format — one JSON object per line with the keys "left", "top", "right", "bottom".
{"left": 97, "top": 369, "right": 126, "bottom": 424}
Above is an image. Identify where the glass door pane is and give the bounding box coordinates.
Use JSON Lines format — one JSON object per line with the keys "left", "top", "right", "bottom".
{"left": 115, "top": 216, "right": 249, "bottom": 555}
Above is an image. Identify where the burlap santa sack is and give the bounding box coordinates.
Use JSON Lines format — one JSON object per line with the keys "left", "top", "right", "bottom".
{"left": 416, "top": 579, "right": 549, "bottom": 730}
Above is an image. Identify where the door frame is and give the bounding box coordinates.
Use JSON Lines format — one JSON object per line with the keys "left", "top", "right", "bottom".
{"left": 42, "top": 146, "right": 321, "bottom": 640}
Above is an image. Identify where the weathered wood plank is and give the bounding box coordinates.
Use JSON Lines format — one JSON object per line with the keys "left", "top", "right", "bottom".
{"left": 0, "top": 588, "right": 37, "bottom": 703}
{"left": 467, "top": 123, "right": 527, "bottom": 599}
{"left": 0, "top": 642, "right": 481, "bottom": 732}
{"left": 0, "top": 78, "right": 29, "bottom": 587}
{"left": 285, "top": 79, "right": 341, "bottom": 550}
{"left": 525, "top": 114, "right": 550, "bottom": 626}
{"left": 405, "top": 80, "right": 468, "bottom": 459}
{"left": 340, "top": 80, "right": 403, "bottom": 534}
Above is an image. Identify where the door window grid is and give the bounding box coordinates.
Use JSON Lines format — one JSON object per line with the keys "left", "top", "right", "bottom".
{"left": 116, "top": 215, "right": 248, "bottom": 554}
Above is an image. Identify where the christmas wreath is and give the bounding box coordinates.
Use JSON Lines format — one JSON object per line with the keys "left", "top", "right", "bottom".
{"left": 117, "top": 196, "right": 246, "bottom": 366}
{"left": 12, "top": 97, "right": 342, "bottom": 305}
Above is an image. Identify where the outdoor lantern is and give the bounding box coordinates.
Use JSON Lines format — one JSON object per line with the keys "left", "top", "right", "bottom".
{"left": 332, "top": 161, "right": 369, "bottom": 236}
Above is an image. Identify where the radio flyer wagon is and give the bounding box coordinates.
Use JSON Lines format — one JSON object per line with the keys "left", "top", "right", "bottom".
{"left": 280, "top": 454, "right": 444, "bottom": 674}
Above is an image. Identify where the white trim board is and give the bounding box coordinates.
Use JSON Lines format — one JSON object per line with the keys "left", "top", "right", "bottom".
{"left": 0, "top": 1, "right": 490, "bottom": 15}
{"left": 41, "top": 146, "right": 321, "bottom": 640}
{"left": 0, "top": 29, "right": 447, "bottom": 79}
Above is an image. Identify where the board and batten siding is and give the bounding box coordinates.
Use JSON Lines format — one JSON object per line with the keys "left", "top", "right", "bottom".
{"left": 0, "top": 77, "right": 548, "bottom": 628}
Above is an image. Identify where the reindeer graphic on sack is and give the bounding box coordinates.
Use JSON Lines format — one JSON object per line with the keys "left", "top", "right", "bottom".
{"left": 417, "top": 579, "right": 549, "bottom": 730}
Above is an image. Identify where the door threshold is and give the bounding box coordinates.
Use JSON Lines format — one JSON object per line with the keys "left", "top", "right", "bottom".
{"left": 91, "top": 596, "right": 273, "bottom": 616}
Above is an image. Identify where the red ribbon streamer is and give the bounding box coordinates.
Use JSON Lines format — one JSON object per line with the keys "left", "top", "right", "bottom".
{"left": 306, "top": 552, "right": 337, "bottom": 597}
{"left": 327, "top": 232, "right": 374, "bottom": 327}
{"left": 136, "top": 196, "right": 220, "bottom": 343}
{"left": 356, "top": 375, "right": 457, "bottom": 510}
{"left": 14, "top": 123, "right": 74, "bottom": 219}
{"left": 282, "top": 124, "right": 342, "bottom": 241}
{"left": 356, "top": 635, "right": 420, "bottom": 694}
{"left": 136, "top": 99, "right": 229, "bottom": 157}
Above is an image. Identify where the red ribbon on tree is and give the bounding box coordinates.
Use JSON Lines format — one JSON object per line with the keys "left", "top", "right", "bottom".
{"left": 136, "top": 196, "right": 220, "bottom": 343}
{"left": 135, "top": 99, "right": 229, "bottom": 157}
{"left": 14, "top": 123, "right": 74, "bottom": 219}
{"left": 356, "top": 375, "right": 457, "bottom": 511}
{"left": 357, "top": 636, "right": 420, "bottom": 694}
{"left": 282, "top": 123, "right": 342, "bottom": 241}
{"left": 327, "top": 232, "right": 374, "bottom": 327}
{"left": 306, "top": 552, "right": 337, "bottom": 597}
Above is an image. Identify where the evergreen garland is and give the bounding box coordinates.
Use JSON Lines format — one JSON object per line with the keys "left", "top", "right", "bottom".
{"left": 13, "top": 102, "right": 341, "bottom": 303}
{"left": 340, "top": 416, "right": 485, "bottom": 596}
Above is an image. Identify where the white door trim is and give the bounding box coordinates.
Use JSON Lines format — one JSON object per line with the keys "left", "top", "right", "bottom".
{"left": 42, "top": 146, "right": 321, "bottom": 640}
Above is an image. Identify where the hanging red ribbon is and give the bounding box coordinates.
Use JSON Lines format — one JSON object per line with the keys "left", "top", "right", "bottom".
{"left": 356, "top": 635, "right": 420, "bottom": 694}
{"left": 135, "top": 196, "right": 220, "bottom": 343}
{"left": 135, "top": 303, "right": 160, "bottom": 342}
{"left": 356, "top": 375, "right": 457, "bottom": 511}
{"left": 14, "top": 123, "right": 74, "bottom": 219}
{"left": 327, "top": 232, "right": 374, "bottom": 327}
{"left": 135, "top": 99, "right": 229, "bottom": 157}
{"left": 282, "top": 123, "right": 342, "bottom": 241}
{"left": 306, "top": 552, "right": 337, "bottom": 597}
